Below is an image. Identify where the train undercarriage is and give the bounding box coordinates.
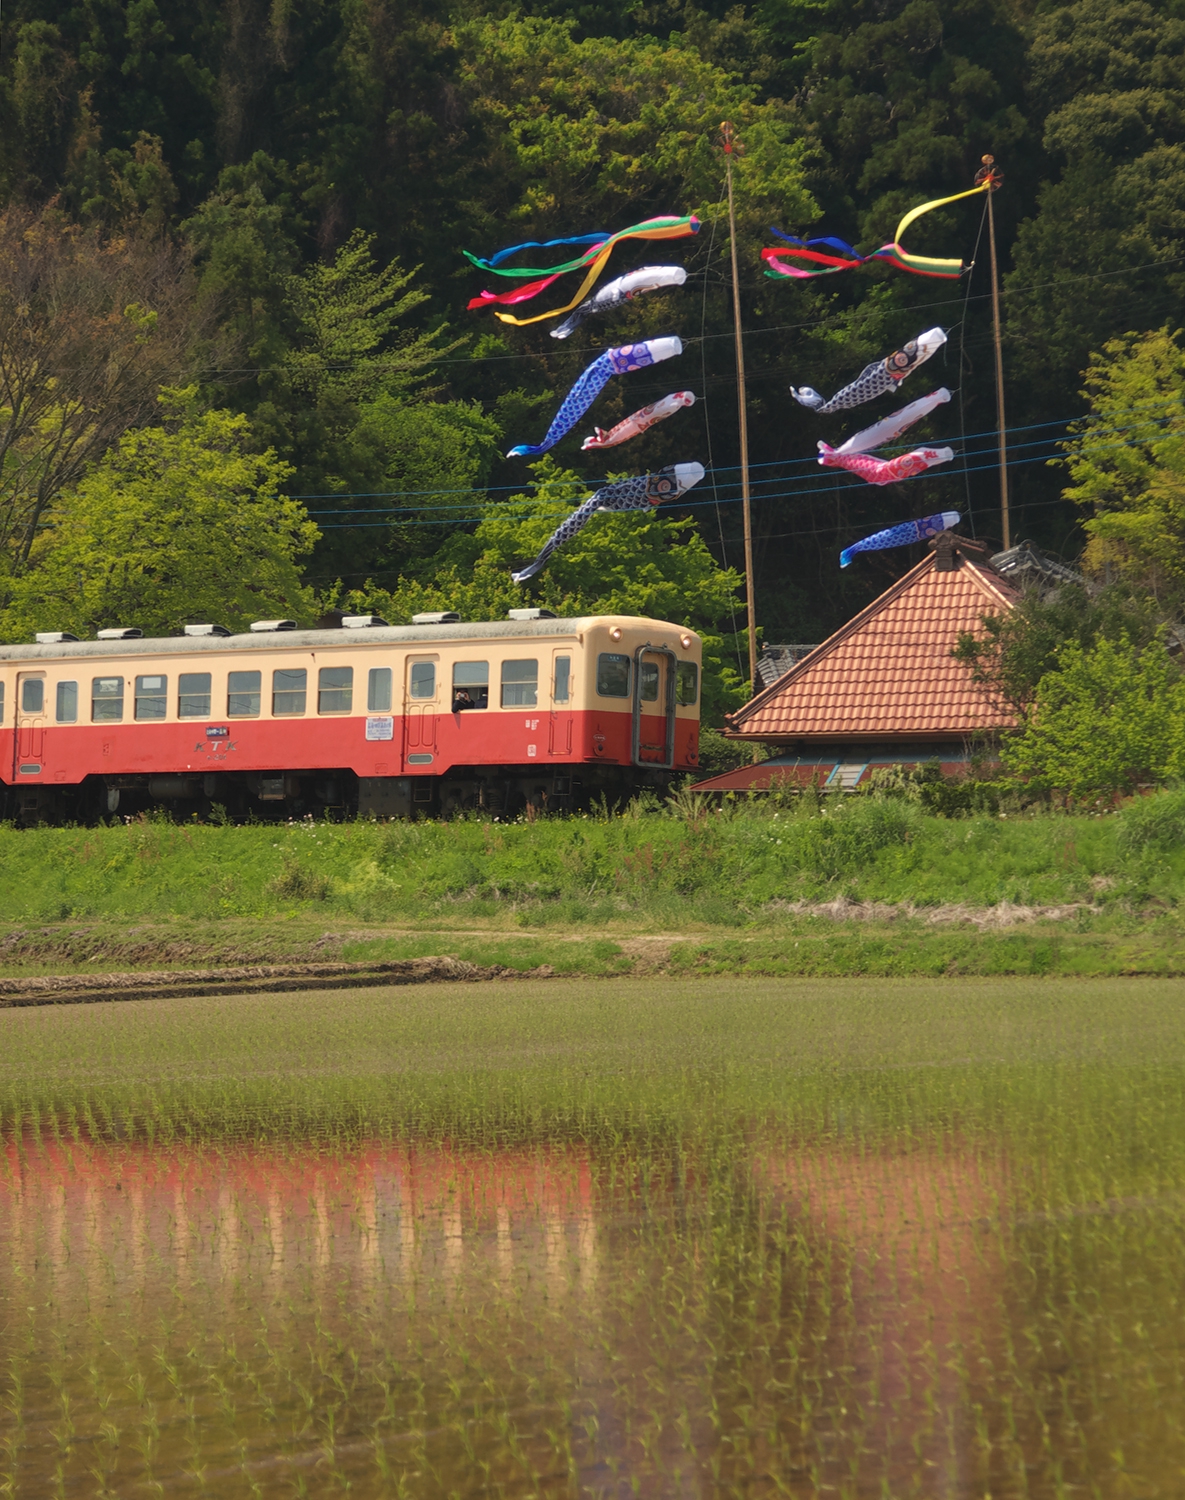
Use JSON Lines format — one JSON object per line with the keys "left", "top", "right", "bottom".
{"left": 2, "top": 762, "right": 681, "bottom": 826}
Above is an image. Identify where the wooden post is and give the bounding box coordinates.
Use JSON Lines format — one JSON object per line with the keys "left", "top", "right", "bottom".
{"left": 977, "top": 155, "right": 1010, "bottom": 551}
{"left": 721, "top": 122, "right": 758, "bottom": 694}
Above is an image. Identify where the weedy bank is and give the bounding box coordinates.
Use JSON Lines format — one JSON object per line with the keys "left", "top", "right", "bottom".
{"left": 3, "top": 975, "right": 1185, "bottom": 1496}
{"left": 5, "top": 787, "right": 1185, "bottom": 977}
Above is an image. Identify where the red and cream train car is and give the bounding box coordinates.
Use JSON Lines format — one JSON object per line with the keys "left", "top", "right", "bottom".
{"left": 0, "top": 611, "right": 702, "bottom": 822}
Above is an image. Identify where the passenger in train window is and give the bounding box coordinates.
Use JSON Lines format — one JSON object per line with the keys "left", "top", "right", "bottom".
{"left": 452, "top": 662, "right": 488, "bottom": 710}
{"left": 56, "top": 682, "right": 78, "bottom": 723}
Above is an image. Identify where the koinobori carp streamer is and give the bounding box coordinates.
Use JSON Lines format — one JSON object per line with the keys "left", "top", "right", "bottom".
{"left": 839, "top": 511, "right": 961, "bottom": 568}
{"left": 506, "top": 339, "right": 682, "bottom": 458}
{"left": 511, "top": 464, "right": 706, "bottom": 583}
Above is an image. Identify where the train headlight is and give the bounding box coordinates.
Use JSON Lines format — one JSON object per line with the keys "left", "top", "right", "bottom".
{"left": 609, "top": 626, "right": 622, "bottom": 642}
{"left": 680, "top": 634, "right": 693, "bottom": 649}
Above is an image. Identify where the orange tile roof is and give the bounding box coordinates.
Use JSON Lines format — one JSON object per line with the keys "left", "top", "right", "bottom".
{"left": 728, "top": 536, "right": 1019, "bottom": 743}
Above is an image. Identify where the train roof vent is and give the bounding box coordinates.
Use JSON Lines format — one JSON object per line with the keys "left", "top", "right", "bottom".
{"left": 183, "top": 623, "right": 231, "bottom": 637}
{"left": 35, "top": 631, "right": 80, "bottom": 644}
{"left": 249, "top": 619, "right": 297, "bottom": 633}
{"left": 411, "top": 611, "right": 460, "bottom": 625}
{"left": 507, "top": 608, "right": 557, "bottom": 621}
{"left": 341, "top": 614, "right": 389, "bottom": 629}
{"left": 97, "top": 627, "right": 143, "bottom": 640}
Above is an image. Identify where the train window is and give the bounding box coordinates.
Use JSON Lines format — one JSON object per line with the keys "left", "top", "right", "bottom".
{"left": 21, "top": 678, "right": 44, "bottom": 714}
{"left": 639, "top": 662, "right": 660, "bottom": 702}
{"left": 92, "top": 677, "right": 124, "bottom": 722}
{"left": 367, "top": 667, "right": 392, "bottom": 712}
{"left": 318, "top": 666, "right": 353, "bottom": 714}
{"left": 178, "top": 673, "right": 212, "bottom": 718}
{"left": 409, "top": 662, "right": 435, "bottom": 699}
{"left": 227, "top": 670, "right": 261, "bottom": 718}
{"left": 676, "top": 662, "right": 699, "bottom": 706}
{"left": 452, "top": 661, "right": 488, "bottom": 711}
{"left": 273, "top": 668, "right": 307, "bottom": 716}
{"left": 596, "top": 653, "right": 630, "bottom": 698}
{"left": 501, "top": 659, "right": 538, "bottom": 707}
{"left": 553, "top": 657, "right": 571, "bottom": 703}
{"left": 134, "top": 675, "right": 168, "bottom": 720}
{"left": 56, "top": 682, "right": 78, "bottom": 723}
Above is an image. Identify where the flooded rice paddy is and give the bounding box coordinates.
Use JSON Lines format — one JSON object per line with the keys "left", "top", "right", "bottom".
{"left": 2, "top": 976, "right": 1185, "bottom": 1497}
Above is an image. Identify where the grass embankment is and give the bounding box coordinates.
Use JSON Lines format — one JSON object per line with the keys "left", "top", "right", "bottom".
{"left": 4, "top": 787, "right": 1185, "bottom": 977}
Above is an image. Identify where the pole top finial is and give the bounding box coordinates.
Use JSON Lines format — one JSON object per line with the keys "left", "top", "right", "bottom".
{"left": 974, "top": 154, "right": 1002, "bottom": 188}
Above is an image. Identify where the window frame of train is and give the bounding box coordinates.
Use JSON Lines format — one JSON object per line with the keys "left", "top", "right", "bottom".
{"left": 272, "top": 667, "right": 307, "bottom": 716}
{"left": 553, "top": 655, "right": 571, "bottom": 703}
{"left": 20, "top": 677, "right": 45, "bottom": 714}
{"left": 500, "top": 659, "right": 538, "bottom": 708}
{"left": 596, "top": 652, "right": 631, "bottom": 698}
{"left": 228, "top": 670, "right": 262, "bottom": 718}
{"left": 676, "top": 662, "right": 699, "bottom": 706}
{"left": 91, "top": 676, "right": 125, "bottom": 722}
{"left": 56, "top": 681, "right": 78, "bottom": 723}
{"left": 318, "top": 666, "right": 353, "bottom": 714}
{"left": 178, "top": 673, "right": 212, "bottom": 719}
{"left": 367, "top": 667, "right": 392, "bottom": 712}
{"left": 408, "top": 660, "right": 436, "bottom": 699}
{"left": 134, "top": 674, "right": 168, "bottom": 721}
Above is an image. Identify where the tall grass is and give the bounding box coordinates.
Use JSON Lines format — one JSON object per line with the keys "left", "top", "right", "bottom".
{"left": 4, "top": 787, "right": 1185, "bottom": 926}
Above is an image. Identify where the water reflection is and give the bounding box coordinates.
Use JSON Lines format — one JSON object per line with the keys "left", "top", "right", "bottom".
{"left": 0, "top": 1128, "right": 1176, "bottom": 1496}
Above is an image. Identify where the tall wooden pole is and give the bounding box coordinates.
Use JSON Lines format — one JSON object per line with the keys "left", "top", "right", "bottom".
{"left": 721, "top": 122, "right": 758, "bottom": 693}
{"left": 978, "top": 155, "right": 1010, "bottom": 551}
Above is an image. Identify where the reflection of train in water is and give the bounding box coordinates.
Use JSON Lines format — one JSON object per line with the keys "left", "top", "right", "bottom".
{"left": 0, "top": 610, "right": 702, "bottom": 822}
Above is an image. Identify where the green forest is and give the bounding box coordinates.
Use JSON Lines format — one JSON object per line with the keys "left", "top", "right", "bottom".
{"left": 2, "top": 0, "right": 1184, "bottom": 736}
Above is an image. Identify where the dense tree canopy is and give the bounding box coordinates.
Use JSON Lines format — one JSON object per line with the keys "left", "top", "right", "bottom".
{"left": 0, "top": 0, "right": 1182, "bottom": 721}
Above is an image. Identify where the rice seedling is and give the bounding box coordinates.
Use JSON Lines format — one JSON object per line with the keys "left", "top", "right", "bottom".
{"left": 0, "top": 975, "right": 1184, "bottom": 1495}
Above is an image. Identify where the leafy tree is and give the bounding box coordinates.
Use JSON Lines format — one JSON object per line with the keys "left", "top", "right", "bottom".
{"left": 1060, "top": 326, "right": 1185, "bottom": 602}
{"left": 0, "top": 205, "right": 201, "bottom": 585}
{"left": 1, "top": 392, "right": 317, "bottom": 641}
{"left": 1002, "top": 633, "right": 1185, "bottom": 797}
{"left": 333, "top": 458, "right": 749, "bottom": 721}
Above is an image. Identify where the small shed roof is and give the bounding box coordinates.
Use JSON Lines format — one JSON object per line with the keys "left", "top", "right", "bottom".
{"left": 726, "top": 533, "right": 1019, "bottom": 745}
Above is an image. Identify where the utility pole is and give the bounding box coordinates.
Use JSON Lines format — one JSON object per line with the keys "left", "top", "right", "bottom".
{"left": 975, "top": 155, "right": 1010, "bottom": 550}
{"left": 721, "top": 121, "right": 758, "bottom": 693}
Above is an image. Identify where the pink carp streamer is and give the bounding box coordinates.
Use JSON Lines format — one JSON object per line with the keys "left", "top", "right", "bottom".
{"left": 819, "top": 444, "right": 955, "bottom": 485}
{"left": 582, "top": 391, "right": 695, "bottom": 451}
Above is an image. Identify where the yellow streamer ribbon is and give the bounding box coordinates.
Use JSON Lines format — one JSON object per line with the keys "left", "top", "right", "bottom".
{"left": 892, "top": 182, "right": 991, "bottom": 248}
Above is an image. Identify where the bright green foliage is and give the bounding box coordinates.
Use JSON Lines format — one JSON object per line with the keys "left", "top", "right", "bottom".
{"left": 1003, "top": 634, "right": 1185, "bottom": 797}
{"left": 337, "top": 459, "right": 749, "bottom": 720}
{"left": 455, "top": 14, "right": 814, "bottom": 240}
{"left": 0, "top": 393, "right": 318, "bottom": 641}
{"left": 1061, "top": 327, "right": 1185, "bottom": 596}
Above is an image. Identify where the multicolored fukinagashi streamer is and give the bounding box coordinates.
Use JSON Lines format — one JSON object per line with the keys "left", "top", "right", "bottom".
{"left": 507, "top": 338, "right": 682, "bottom": 458}
{"left": 511, "top": 464, "right": 706, "bottom": 583}
{"left": 762, "top": 183, "right": 993, "bottom": 282}
{"left": 465, "top": 216, "right": 700, "bottom": 326}
{"left": 839, "top": 511, "right": 961, "bottom": 568}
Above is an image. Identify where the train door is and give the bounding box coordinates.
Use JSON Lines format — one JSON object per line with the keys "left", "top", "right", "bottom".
{"left": 548, "top": 649, "right": 573, "bottom": 756}
{"left": 631, "top": 645, "right": 676, "bottom": 768}
{"left": 14, "top": 672, "right": 47, "bottom": 777}
{"left": 402, "top": 655, "right": 439, "bottom": 766}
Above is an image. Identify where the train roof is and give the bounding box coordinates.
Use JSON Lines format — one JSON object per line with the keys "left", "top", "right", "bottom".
{"left": 0, "top": 614, "right": 699, "bottom": 663}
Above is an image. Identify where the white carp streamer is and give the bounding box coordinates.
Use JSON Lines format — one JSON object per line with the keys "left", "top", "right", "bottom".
{"left": 834, "top": 388, "right": 951, "bottom": 455}
{"left": 582, "top": 391, "right": 695, "bottom": 451}
{"left": 551, "top": 266, "right": 688, "bottom": 340}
